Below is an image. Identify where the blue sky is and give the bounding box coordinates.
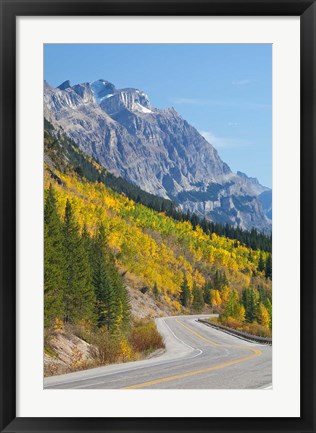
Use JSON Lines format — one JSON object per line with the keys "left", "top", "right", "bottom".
{"left": 44, "top": 44, "right": 272, "bottom": 188}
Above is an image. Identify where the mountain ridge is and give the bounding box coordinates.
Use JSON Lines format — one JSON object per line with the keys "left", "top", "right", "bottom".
{"left": 44, "top": 78, "right": 272, "bottom": 233}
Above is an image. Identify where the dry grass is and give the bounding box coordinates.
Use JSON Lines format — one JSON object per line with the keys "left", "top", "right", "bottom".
{"left": 44, "top": 318, "right": 165, "bottom": 376}
{"left": 128, "top": 319, "right": 165, "bottom": 354}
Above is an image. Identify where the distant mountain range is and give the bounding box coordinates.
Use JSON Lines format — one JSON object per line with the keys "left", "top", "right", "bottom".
{"left": 44, "top": 78, "right": 272, "bottom": 232}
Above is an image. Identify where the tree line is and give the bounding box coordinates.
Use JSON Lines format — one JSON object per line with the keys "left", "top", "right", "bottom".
{"left": 44, "top": 184, "right": 130, "bottom": 332}
{"left": 44, "top": 122, "right": 272, "bottom": 253}
{"left": 178, "top": 270, "right": 272, "bottom": 330}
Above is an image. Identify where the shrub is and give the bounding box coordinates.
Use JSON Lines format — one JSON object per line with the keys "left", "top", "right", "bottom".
{"left": 128, "top": 320, "right": 165, "bottom": 354}
{"left": 70, "top": 320, "right": 93, "bottom": 344}
{"left": 217, "top": 316, "right": 272, "bottom": 338}
{"left": 89, "top": 328, "right": 122, "bottom": 365}
{"left": 120, "top": 338, "right": 133, "bottom": 362}
{"left": 140, "top": 286, "right": 149, "bottom": 294}
{"left": 70, "top": 347, "right": 89, "bottom": 371}
{"left": 53, "top": 317, "right": 64, "bottom": 333}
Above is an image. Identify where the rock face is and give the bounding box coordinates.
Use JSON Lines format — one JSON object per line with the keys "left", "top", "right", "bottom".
{"left": 44, "top": 79, "right": 272, "bottom": 232}
{"left": 258, "top": 190, "right": 272, "bottom": 220}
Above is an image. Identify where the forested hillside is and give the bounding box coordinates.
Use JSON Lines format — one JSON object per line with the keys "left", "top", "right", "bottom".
{"left": 44, "top": 168, "right": 272, "bottom": 320}
{"left": 45, "top": 124, "right": 271, "bottom": 252}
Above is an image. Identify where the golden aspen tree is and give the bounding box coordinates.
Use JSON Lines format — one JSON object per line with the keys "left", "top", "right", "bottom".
{"left": 211, "top": 289, "right": 222, "bottom": 307}
{"left": 257, "top": 303, "right": 270, "bottom": 328}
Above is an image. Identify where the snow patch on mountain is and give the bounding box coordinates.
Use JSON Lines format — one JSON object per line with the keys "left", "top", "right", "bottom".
{"left": 90, "top": 79, "right": 116, "bottom": 103}
{"left": 134, "top": 102, "right": 153, "bottom": 114}
{"left": 44, "top": 78, "right": 272, "bottom": 232}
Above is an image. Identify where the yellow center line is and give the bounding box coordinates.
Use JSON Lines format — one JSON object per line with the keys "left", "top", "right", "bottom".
{"left": 125, "top": 349, "right": 261, "bottom": 389}
{"left": 124, "top": 318, "right": 262, "bottom": 389}
{"left": 175, "top": 319, "right": 223, "bottom": 346}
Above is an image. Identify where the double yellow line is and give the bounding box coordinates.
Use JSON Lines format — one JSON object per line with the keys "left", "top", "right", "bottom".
{"left": 125, "top": 319, "right": 261, "bottom": 389}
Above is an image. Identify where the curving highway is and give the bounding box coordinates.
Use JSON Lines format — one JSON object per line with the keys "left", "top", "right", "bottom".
{"left": 44, "top": 315, "right": 272, "bottom": 389}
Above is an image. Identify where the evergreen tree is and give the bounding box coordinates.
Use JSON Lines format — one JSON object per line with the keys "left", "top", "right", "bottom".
{"left": 234, "top": 303, "right": 246, "bottom": 322}
{"left": 203, "top": 281, "right": 212, "bottom": 304}
{"left": 192, "top": 283, "right": 204, "bottom": 312}
{"left": 258, "top": 252, "right": 265, "bottom": 273}
{"left": 153, "top": 281, "right": 159, "bottom": 299}
{"left": 81, "top": 223, "right": 92, "bottom": 252}
{"left": 214, "top": 270, "right": 221, "bottom": 290}
{"left": 44, "top": 185, "right": 65, "bottom": 327}
{"left": 258, "top": 286, "right": 268, "bottom": 305}
{"left": 179, "top": 274, "right": 190, "bottom": 307}
{"left": 190, "top": 213, "right": 199, "bottom": 229}
{"left": 214, "top": 270, "right": 228, "bottom": 291}
{"left": 221, "top": 271, "right": 229, "bottom": 288}
{"left": 63, "top": 199, "right": 96, "bottom": 324}
{"left": 242, "top": 287, "right": 260, "bottom": 323}
{"left": 248, "top": 250, "right": 254, "bottom": 263}
{"left": 91, "top": 224, "right": 117, "bottom": 331}
{"left": 109, "top": 258, "right": 131, "bottom": 333}
{"left": 265, "top": 253, "right": 272, "bottom": 279}
{"left": 224, "top": 289, "right": 239, "bottom": 318}
{"left": 91, "top": 223, "right": 130, "bottom": 333}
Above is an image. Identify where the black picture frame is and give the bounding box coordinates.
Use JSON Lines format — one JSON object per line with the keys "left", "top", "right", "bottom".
{"left": 0, "top": 1, "right": 315, "bottom": 432}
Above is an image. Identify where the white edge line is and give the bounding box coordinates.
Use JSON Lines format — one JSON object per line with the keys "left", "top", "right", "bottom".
{"left": 70, "top": 319, "right": 203, "bottom": 389}
{"left": 161, "top": 318, "right": 203, "bottom": 356}
{"left": 44, "top": 318, "right": 202, "bottom": 389}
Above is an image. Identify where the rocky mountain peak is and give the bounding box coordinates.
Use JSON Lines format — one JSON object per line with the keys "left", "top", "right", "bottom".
{"left": 72, "top": 83, "right": 95, "bottom": 104}
{"left": 99, "top": 87, "right": 152, "bottom": 116}
{"left": 44, "top": 78, "right": 272, "bottom": 232}
{"left": 58, "top": 80, "right": 72, "bottom": 91}
{"left": 90, "top": 79, "right": 117, "bottom": 103}
{"left": 237, "top": 171, "right": 270, "bottom": 195}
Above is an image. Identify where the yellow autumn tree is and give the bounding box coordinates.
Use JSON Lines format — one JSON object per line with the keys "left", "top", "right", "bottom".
{"left": 221, "top": 286, "right": 231, "bottom": 307}
{"left": 44, "top": 166, "right": 272, "bottom": 306}
{"left": 234, "top": 303, "right": 246, "bottom": 322}
{"left": 211, "top": 289, "right": 222, "bottom": 308}
{"left": 257, "top": 303, "right": 270, "bottom": 329}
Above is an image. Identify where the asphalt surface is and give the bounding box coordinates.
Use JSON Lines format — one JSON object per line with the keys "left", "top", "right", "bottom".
{"left": 44, "top": 315, "right": 272, "bottom": 389}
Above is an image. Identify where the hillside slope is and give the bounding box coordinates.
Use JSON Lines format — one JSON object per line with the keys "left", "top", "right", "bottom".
{"left": 45, "top": 166, "right": 271, "bottom": 306}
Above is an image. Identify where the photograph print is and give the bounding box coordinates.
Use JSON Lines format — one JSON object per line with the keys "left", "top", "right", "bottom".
{"left": 43, "top": 43, "right": 272, "bottom": 390}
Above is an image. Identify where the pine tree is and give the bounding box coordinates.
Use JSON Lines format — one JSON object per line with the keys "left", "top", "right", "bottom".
{"left": 81, "top": 223, "right": 91, "bottom": 253}
{"left": 265, "top": 253, "right": 272, "bottom": 279}
{"left": 214, "top": 270, "right": 228, "bottom": 291}
{"left": 234, "top": 303, "right": 246, "bottom": 322}
{"left": 214, "top": 270, "right": 221, "bottom": 290}
{"left": 109, "top": 258, "right": 131, "bottom": 333}
{"left": 258, "top": 252, "right": 265, "bottom": 273}
{"left": 153, "top": 281, "right": 159, "bottom": 299}
{"left": 221, "top": 271, "right": 229, "bottom": 288}
{"left": 63, "top": 199, "right": 96, "bottom": 324}
{"left": 192, "top": 282, "right": 204, "bottom": 312}
{"left": 44, "top": 185, "right": 65, "bottom": 327}
{"left": 224, "top": 289, "right": 239, "bottom": 317}
{"left": 203, "top": 281, "right": 212, "bottom": 304}
{"left": 91, "top": 224, "right": 117, "bottom": 331}
{"left": 242, "top": 287, "right": 260, "bottom": 323}
{"left": 91, "top": 223, "right": 130, "bottom": 333}
{"left": 179, "top": 274, "right": 190, "bottom": 307}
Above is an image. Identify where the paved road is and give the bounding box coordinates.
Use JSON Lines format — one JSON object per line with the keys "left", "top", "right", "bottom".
{"left": 44, "top": 315, "right": 272, "bottom": 389}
